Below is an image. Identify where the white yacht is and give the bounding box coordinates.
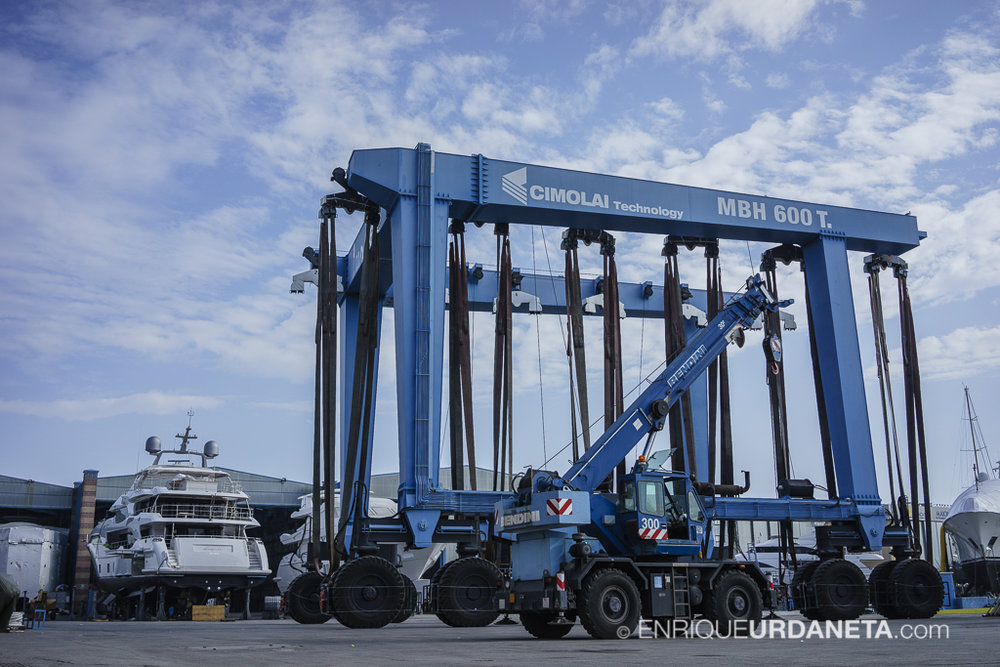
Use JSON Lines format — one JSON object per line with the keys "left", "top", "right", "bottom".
{"left": 87, "top": 423, "right": 269, "bottom": 616}
{"left": 943, "top": 388, "right": 1000, "bottom": 596}
{"left": 944, "top": 477, "right": 1000, "bottom": 595}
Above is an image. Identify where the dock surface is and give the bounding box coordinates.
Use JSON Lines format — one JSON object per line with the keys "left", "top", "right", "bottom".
{"left": 1, "top": 612, "right": 994, "bottom": 666}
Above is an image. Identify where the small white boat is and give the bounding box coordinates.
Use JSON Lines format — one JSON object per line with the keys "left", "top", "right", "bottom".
{"left": 87, "top": 421, "right": 269, "bottom": 617}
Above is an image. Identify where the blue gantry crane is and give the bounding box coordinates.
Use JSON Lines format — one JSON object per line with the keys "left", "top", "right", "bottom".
{"left": 287, "top": 143, "right": 940, "bottom": 632}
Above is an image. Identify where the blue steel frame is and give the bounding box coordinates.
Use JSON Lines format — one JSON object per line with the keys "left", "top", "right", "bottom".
{"left": 337, "top": 143, "right": 923, "bottom": 551}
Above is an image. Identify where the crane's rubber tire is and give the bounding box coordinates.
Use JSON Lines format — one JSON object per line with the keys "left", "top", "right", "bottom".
{"left": 869, "top": 560, "right": 904, "bottom": 619}
{"left": 330, "top": 556, "right": 405, "bottom": 629}
{"left": 436, "top": 557, "right": 502, "bottom": 627}
{"left": 392, "top": 577, "right": 417, "bottom": 623}
{"left": 790, "top": 561, "right": 821, "bottom": 619}
{"left": 704, "top": 570, "right": 762, "bottom": 632}
{"left": 578, "top": 568, "right": 641, "bottom": 639}
{"left": 811, "top": 558, "right": 867, "bottom": 621}
{"left": 889, "top": 558, "right": 943, "bottom": 619}
{"left": 287, "top": 572, "right": 333, "bottom": 624}
{"left": 521, "top": 611, "right": 576, "bottom": 639}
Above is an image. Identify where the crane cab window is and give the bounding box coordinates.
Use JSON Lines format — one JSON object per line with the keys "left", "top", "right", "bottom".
{"left": 619, "top": 480, "right": 637, "bottom": 512}
{"left": 664, "top": 479, "right": 688, "bottom": 523}
{"left": 638, "top": 480, "right": 664, "bottom": 516}
{"left": 687, "top": 490, "right": 705, "bottom": 522}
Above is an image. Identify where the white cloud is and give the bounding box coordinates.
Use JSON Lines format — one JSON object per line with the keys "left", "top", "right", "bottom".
{"left": 915, "top": 325, "right": 1000, "bottom": 381}
{"left": 766, "top": 73, "right": 790, "bottom": 89}
{"left": 0, "top": 391, "right": 224, "bottom": 421}
{"left": 631, "top": 0, "right": 826, "bottom": 61}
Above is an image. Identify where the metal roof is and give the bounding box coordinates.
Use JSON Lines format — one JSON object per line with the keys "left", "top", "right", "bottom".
{"left": 1, "top": 467, "right": 496, "bottom": 512}
{"left": 0, "top": 475, "right": 74, "bottom": 510}
{"left": 1, "top": 469, "right": 312, "bottom": 511}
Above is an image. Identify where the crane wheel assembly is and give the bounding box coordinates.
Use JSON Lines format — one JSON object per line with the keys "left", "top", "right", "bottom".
{"left": 888, "top": 558, "right": 944, "bottom": 619}
{"left": 809, "top": 558, "right": 868, "bottom": 621}
{"left": 329, "top": 556, "right": 405, "bottom": 629}
{"left": 702, "top": 570, "right": 763, "bottom": 629}
{"left": 869, "top": 558, "right": 944, "bottom": 619}
{"left": 434, "top": 557, "right": 502, "bottom": 627}
{"left": 577, "top": 568, "right": 642, "bottom": 640}
{"left": 286, "top": 571, "right": 332, "bottom": 625}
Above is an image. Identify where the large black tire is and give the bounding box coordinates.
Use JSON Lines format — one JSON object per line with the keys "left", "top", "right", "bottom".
{"left": 578, "top": 568, "right": 641, "bottom": 639}
{"left": 811, "top": 558, "right": 867, "bottom": 621}
{"left": 330, "top": 556, "right": 405, "bottom": 629}
{"left": 521, "top": 611, "right": 575, "bottom": 639}
{"left": 869, "top": 560, "right": 904, "bottom": 619}
{"left": 436, "top": 557, "right": 502, "bottom": 627}
{"left": 287, "top": 572, "right": 332, "bottom": 625}
{"left": 790, "top": 561, "right": 821, "bottom": 619}
{"left": 392, "top": 577, "right": 417, "bottom": 623}
{"left": 889, "top": 558, "right": 943, "bottom": 619}
{"left": 704, "top": 570, "right": 762, "bottom": 630}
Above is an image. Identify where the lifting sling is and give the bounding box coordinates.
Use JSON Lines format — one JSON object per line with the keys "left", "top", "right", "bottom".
{"left": 661, "top": 238, "right": 697, "bottom": 478}
{"left": 865, "top": 253, "right": 932, "bottom": 559}
{"left": 562, "top": 230, "right": 591, "bottom": 460}
{"left": 600, "top": 233, "right": 625, "bottom": 485}
{"left": 864, "top": 257, "right": 907, "bottom": 527}
{"left": 311, "top": 204, "right": 338, "bottom": 571}
{"left": 338, "top": 210, "right": 382, "bottom": 557}
{"left": 898, "top": 263, "right": 933, "bottom": 561}
{"left": 448, "top": 223, "right": 477, "bottom": 490}
{"left": 493, "top": 225, "right": 513, "bottom": 491}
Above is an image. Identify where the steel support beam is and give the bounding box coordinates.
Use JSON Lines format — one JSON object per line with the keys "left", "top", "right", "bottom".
{"left": 348, "top": 147, "right": 923, "bottom": 256}
{"left": 391, "top": 144, "right": 449, "bottom": 509}
{"left": 801, "top": 234, "right": 884, "bottom": 549}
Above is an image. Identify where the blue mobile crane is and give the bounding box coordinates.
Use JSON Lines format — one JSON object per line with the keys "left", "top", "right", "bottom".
{"left": 493, "top": 273, "right": 935, "bottom": 638}
{"left": 287, "top": 144, "right": 942, "bottom": 632}
{"left": 495, "top": 274, "right": 788, "bottom": 638}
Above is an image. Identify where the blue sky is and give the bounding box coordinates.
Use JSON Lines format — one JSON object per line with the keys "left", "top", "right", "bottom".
{"left": 1, "top": 1, "right": 998, "bottom": 507}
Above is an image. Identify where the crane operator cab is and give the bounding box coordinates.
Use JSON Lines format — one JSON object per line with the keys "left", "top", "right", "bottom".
{"left": 617, "top": 449, "right": 707, "bottom": 557}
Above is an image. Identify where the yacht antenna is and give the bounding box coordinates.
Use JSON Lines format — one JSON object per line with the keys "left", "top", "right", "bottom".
{"left": 176, "top": 409, "right": 197, "bottom": 453}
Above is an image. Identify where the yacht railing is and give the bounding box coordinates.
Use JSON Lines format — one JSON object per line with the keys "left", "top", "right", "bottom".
{"left": 164, "top": 533, "right": 253, "bottom": 546}
{"left": 155, "top": 503, "right": 253, "bottom": 521}
{"left": 131, "top": 473, "right": 244, "bottom": 494}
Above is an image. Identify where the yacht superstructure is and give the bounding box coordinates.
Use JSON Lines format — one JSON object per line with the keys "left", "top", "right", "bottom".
{"left": 87, "top": 422, "right": 269, "bottom": 616}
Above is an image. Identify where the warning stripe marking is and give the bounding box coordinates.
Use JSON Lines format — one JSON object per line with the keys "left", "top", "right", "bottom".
{"left": 546, "top": 498, "right": 573, "bottom": 516}
{"left": 639, "top": 527, "right": 670, "bottom": 540}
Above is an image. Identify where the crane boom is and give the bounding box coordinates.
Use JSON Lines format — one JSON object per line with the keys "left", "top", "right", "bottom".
{"left": 559, "top": 274, "right": 787, "bottom": 492}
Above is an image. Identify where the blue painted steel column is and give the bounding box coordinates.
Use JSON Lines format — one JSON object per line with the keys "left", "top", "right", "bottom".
{"left": 393, "top": 144, "right": 448, "bottom": 509}
{"left": 339, "top": 292, "right": 383, "bottom": 498}
{"left": 801, "top": 235, "right": 880, "bottom": 510}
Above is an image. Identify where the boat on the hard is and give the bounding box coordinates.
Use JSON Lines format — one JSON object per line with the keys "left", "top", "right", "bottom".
{"left": 943, "top": 388, "right": 1000, "bottom": 596}
{"left": 87, "top": 422, "right": 269, "bottom": 614}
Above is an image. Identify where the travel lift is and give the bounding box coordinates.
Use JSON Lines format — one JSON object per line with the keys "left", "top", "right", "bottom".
{"left": 287, "top": 143, "right": 942, "bottom": 635}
